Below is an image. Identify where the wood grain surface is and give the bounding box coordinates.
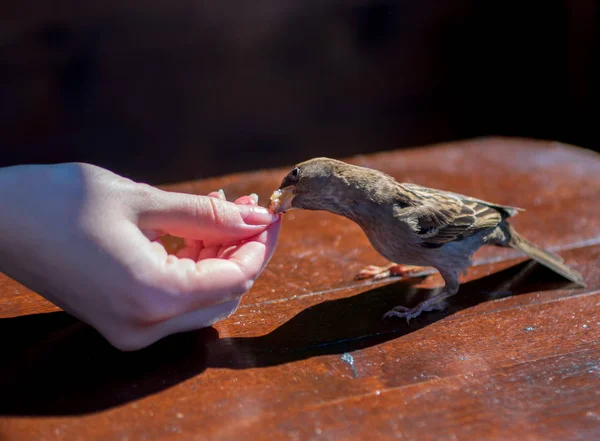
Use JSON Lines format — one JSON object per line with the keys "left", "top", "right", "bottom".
{"left": 1, "top": 137, "right": 599, "bottom": 441}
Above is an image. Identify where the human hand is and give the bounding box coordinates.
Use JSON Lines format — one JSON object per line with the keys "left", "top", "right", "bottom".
{"left": 0, "top": 163, "right": 281, "bottom": 350}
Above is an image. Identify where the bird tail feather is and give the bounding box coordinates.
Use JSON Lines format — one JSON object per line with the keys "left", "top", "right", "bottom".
{"left": 505, "top": 225, "right": 585, "bottom": 287}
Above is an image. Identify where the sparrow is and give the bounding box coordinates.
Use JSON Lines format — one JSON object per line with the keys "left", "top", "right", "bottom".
{"left": 268, "top": 157, "right": 585, "bottom": 321}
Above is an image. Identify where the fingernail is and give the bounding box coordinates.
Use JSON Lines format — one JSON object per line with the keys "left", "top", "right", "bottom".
{"left": 218, "top": 189, "right": 226, "bottom": 200}
{"left": 249, "top": 193, "right": 259, "bottom": 203}
{"left": 240, "top": 205, "right": 279, "bottom": 225}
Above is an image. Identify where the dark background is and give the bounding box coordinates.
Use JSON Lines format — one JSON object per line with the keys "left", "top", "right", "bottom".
{"left": 1, "top": 0, "right": 598, "bottom": 185}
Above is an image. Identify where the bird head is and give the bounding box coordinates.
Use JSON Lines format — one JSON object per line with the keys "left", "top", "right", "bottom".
{"left": 268, "top": 157, "right": 342, "bottom": 214}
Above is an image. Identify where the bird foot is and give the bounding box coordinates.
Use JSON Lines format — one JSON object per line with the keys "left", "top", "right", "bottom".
{"left": 355, "top": 264, "right": 428, "bottom": 281}
{"left": 383, "top": 298, "right": 449, "bottom": 323}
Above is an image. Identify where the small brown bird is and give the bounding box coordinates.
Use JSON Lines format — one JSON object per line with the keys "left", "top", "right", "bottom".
{"left": 269, "top": 157, "right": 585, "bottom": 321}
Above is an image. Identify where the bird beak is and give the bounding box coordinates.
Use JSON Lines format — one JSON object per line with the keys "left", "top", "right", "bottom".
{"left": 268, "top": 186, "right": 296, "bottom": 213}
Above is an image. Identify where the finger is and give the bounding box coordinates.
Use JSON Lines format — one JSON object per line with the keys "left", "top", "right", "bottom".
{"left": 197, "top": 244, "right": 220, "bottom": 260}
{"left": 217, "top": 244, "right": 238, "bottom": 259}
{"left": 233, "top": 194, "right": 258, "bottom": 206}
{"left": 227, "top": 217, "right": 281, "bottom": 277}
{"left": 208, "top": 189, "right": 226, "bottom": 200}
{"left": 141, "top": 218, "right": 281, "bottom": 318}
{"left": 200, "top": 193, "right": 260, "bottom": 247}
{"left": 160, "top": 298, "right": 240, "bottom": 335}
{"left": 137, "top": 187, "right": 278, "bottom": 244}
{"left": 199, "top": 193, "right": 260, "bottom": 247}
{"left": 176, "top": 240, "right": 202, "bottom": 260}
{"left": 199, "top": 194, "right": 257, "bottom": 248}
{"left": 131, "top": 299, "right": 241, "bottom": 349}
{"left": 142, "top": 229, "right": 163, "bottom": 241}
{"left": 149, "top": 241, "right": 168, "bottom": 259}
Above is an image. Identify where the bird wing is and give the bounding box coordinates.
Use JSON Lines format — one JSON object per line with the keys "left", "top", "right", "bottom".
{"left": 396, "top": 183, "right": 516, "bottom": 248}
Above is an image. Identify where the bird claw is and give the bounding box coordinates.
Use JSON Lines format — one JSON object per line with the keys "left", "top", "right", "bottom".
{"left": 355, "top": 265, "right": 392, "bottom": 280}
{"left": 383, "top": 298, "right": 449, "bottom": 324}
{"left": 383, "top": 305, "right": 420, "bottom": 324}
{"left": 355, "top": 264, "right": 428, "bottom": 281}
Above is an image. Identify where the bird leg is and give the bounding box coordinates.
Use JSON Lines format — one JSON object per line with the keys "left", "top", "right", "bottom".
{"left": 384, "top": 270, "right": 459, "bottom": 322}
{"left": 355, "top": 263, "right": 430, "bottom": 281}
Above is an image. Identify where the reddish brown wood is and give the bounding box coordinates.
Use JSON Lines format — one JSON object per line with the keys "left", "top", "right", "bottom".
{"left": 1, "top": 137, "right": 599, "bottom": 441}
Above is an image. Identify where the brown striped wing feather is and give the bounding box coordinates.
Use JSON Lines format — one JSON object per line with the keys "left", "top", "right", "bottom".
{"left": 398, "top": 183, "right": 525, "bottom": 248}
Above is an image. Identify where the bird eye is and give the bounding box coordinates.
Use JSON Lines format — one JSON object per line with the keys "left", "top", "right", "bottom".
{"left": 280, "top": 167, "right": 301, "bottom": 189}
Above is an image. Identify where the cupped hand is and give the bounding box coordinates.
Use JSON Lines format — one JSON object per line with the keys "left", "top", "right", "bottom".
{"left": 0, "top": 163, "right": 281, "bottom": 350}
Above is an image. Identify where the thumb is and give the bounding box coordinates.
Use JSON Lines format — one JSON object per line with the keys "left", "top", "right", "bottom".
{"left": 136, "top": 187, "right": 279, "bottom": 244}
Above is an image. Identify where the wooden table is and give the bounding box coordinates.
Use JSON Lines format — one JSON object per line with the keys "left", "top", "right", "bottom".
{"left": 1, "top": 137, "right": 599, "bottom": 441}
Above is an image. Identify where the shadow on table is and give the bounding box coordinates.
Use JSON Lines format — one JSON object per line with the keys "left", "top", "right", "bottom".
{"left": 0, "top": 261, "right": 574, "bottom": 416}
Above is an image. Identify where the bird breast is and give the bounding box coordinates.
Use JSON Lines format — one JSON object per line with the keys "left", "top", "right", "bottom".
{"left": 353, "top": 206, "right": 431, "bottom": 266}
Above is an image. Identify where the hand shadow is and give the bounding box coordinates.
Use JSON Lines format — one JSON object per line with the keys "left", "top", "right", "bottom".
{"left": 0, "top": 312, "right": 218, "bottom": 416}
{"left": 0, "top": 261, "right": 574, "bottom": 416}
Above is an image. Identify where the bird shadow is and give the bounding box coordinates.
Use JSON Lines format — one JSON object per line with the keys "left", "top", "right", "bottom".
{"left": 0, "top": 261, "right": 574, "bottom": 416}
